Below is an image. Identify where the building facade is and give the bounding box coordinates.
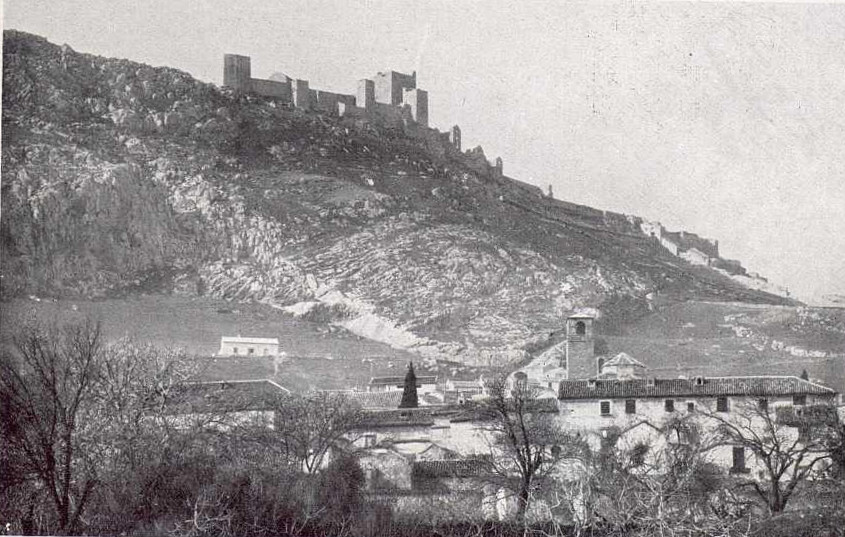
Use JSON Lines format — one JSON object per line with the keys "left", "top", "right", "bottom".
{"left": 557, "top": 371, "right": 837, "bottom": 475}
{"left": 218, "top": 336, "right": 280, "bottom": 357}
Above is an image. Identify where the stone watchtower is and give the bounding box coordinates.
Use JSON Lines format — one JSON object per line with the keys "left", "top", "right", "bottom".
{"left": 357, "top": 79, "right": 375, "bottom": 110}
{"left": 223, "top": 54, "right": 252, "bottom": 91}
{"left": 564, "top": 313, "right": 596, "bottom": 380}
{"left": 450, "top": 125, "right": 461, "bottom": 151}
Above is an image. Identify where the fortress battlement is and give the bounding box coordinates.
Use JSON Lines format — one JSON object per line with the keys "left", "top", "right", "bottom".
{"left": 223, "top": 54, "right": 428, "bottom": 126}
{"left": 222, "top": 53, "right": 506, "bottom": 178}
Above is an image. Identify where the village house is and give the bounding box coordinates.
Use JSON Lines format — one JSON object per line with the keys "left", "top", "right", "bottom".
{"left": 439, "top": 376, "right": 488, "bottom": 404}
{"left": 348, "top": 399, "right": 562, "bottom": 522}
{"left": 218, "top": 335, "right": 280, "bottom": 357}
{"left": 162, "top": 378, "right": 290, "bottom": 429}
{"left": 557, "top": 365, "right": 837, "bottom": 475}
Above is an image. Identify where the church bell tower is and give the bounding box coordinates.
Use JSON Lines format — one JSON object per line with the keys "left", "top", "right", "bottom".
{"left": 565, "top": 313, "right": 596, "bottom": 380}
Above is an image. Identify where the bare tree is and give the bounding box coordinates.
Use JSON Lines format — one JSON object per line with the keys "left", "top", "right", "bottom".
{"left": 480, "top": 373, "right": 586, "bottom": 526}
{"left": 703, "top": 399, "right": 836, "bottom": 514}
{"left": 0, "top": 319, "right": 104, "bottom": 534}
{"left": 579, "top": 416, "right": 743, "bottom": 537}
{"left": 267, "top": 390, "right": 365, "bottom": 474}
{"left": 0, "top": 318, "right": 206, "bottom": 535}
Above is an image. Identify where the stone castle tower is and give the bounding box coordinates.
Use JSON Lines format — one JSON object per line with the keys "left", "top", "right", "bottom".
{"left": 223, "top": 54, "right": 251, "bottom": 91}
{"left": 564, "top": 313, "right": 596, "bottom": 380}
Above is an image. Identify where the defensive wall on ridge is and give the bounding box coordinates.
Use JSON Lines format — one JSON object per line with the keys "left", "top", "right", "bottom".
{"left": 222, "top": 54, "right": 749, "bottom": 277}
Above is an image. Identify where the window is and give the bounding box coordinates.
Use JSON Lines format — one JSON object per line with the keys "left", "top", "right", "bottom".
{"left": 597, "top": 357, "right": 606, "bottom": 374}
{"left": 248, "top": 347, "right": 255, "bottom": 355}
{"left": 687, "top": 401, "right": 696, "bottom": 412}
{"left": 731, "top": 446, "right": 749, "bottom": 474}
{"left": 793, "top": 394, "right": 807, "bottom": 406}
{"left": 600, "top": 401, "right": 611, "bottom": 416}
{"left": 665, "top": 399, "right": 675, "bottom": 412}
{"left": 717, "top": 397, "right": 729, "bottom": 413}
{"left": 625, "top": 399, "right": 637, "bottom": 414}
{"left": 758, "top": 398, "right": 769, "bottom": 411}
{"left": 363, "top": 434, "right": 376, "bottom": 448}
{"left": 575, "top": 321, "right": 586, "bottom": 335}
{"left": 232, "top": 347, "right": 239, "bottom": 355}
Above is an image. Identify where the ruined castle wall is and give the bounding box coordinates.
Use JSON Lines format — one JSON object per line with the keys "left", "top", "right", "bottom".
{"left": 602, "top": 211, "right": 641, "bottom": 233}
{"left": 712, "top": 257, "right": 746, "bottom": 275}
{"left": 357, "top": 79, "right": 375, "bottom": 109}
{"left": 680, "top": 247, "right": 711, "bottom": 266}
{"left": 640, "top": 220, "right": 663, "bottom": 239}
{"left": 551, "top": 198, "right": 605, "bottom": 223}
{"left": 374, "top": 70, "right": 416, "bottom": 106}
{"left": 660, "top": 237, "right": 680, "bottom": 256}
{"left": 370, "top": 101, "right": 413, "bottom": 128}
{"left": 404, "top": 124, "right": 452, "bottom": 160}
{"left": 402, "top": 88, "right": 429, "bottom": 127}
{"left": 676, "top": 231, "right": 719, "bottom": 258}
{"left": 249, "top": 78, "right": 292, "bottom": 100}
{"left": 314, "top": 90, "right": 356, "bottom": 115}
{"left": 289, "top": 79, "right": 309, "bottom": 109}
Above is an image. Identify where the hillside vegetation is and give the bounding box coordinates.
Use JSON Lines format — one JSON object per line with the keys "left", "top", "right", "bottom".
{"left": 1, "top": 30, "right": 793, "bottom": 364}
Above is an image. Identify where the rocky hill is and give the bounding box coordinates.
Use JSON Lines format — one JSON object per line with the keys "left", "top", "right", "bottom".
{"left": 1, "top": 31, "right": 794, "bottom": 364}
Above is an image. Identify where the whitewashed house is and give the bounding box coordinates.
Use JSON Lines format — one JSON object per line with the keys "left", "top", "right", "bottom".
{"left": 218, "top": 336, "right": 280, "bottom": 357}
{"left": 557, "top": 368, "right": 837, "bottom": 475}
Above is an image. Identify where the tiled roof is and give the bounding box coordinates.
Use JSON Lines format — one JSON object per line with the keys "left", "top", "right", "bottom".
{"left": 412, "top": 459, "right": 492, "bottom": 479}
{"left": 220, "top": 336, "right": 279, "bottom": 345}
{"left": 369, "top": 375, "right": 437, "bottom": 386}
{"left": 603, "top": 352, "right": 646, "bottom": 368}
{"left": 347, "top": 390, "right": 403, "bottom": 409}
{"left": 558, "top": 376, "right": 836, "bottom": 400}
{"left": 165, "top": 379, "right": 288, "bottom": 413}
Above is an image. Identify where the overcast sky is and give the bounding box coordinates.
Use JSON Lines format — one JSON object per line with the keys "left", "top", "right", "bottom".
{"left": 4, "top": 0, "right": 845, "bottom": 303}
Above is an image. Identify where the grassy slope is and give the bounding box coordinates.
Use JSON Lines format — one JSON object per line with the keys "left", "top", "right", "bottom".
{"left": 0, "top": 295, "right": 488, "bottom": 391}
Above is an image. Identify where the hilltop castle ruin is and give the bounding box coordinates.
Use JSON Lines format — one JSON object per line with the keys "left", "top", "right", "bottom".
{"left": 221, "top": 54, "right": 510, "bottom": 175}
{"left": 224, "top": 54, "right": 429, "bottom": 127}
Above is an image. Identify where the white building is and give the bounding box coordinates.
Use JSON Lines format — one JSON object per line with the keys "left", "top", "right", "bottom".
{"left": 557, "top": 371, "right": 837, "bottom": 474}
{"left": 218, "top": 336, "right": 280, "bottom": 357}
